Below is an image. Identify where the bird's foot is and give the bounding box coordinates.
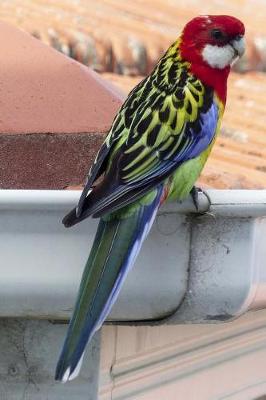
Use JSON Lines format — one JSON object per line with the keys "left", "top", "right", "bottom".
{"left": 190, "top": 186, "right": 202, "bottom": 211}
{"left": 190, "top": 186, "right": 211, "bottom": 213}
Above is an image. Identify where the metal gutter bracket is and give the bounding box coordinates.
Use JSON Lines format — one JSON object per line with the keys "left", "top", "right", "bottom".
{"left": 169, "top": 190, "right": 266, "bottom": 323}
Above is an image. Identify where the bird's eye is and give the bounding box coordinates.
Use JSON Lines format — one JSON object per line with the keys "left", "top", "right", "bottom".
{"left": 211, "top": 29, "right": 224, "bottom": 40}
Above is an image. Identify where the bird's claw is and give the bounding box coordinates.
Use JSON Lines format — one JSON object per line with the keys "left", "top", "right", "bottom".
{"left": 190, "top": 186, "right": 202, "bottom": 211}
{"left": 190, "top": 186, "right": 211, "bottom": 213}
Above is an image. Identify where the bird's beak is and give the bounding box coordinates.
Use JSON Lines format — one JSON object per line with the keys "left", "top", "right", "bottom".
{"left": 230, "top": 35, "right": 245, "bottom": 58}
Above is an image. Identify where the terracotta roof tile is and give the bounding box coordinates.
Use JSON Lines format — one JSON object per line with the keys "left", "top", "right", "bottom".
{"left": 0, "top": 20, "right": 122, "bottom": 135}
{"left": 1, "top": 0, "right": 266, "bottom": 73}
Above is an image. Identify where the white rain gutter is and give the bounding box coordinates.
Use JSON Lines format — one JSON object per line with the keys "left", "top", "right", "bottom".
{"left": 0, "top": 189, "right": 265, "bottom": 323}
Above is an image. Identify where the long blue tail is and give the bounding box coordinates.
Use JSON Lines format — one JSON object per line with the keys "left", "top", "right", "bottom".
{"left": 55, "top": 187, "right": 163, "bottom": 382}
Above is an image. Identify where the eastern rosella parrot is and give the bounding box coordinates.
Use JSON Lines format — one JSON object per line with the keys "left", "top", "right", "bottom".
{"left": 55, "top": 15, "right": 245, "bottom": 382}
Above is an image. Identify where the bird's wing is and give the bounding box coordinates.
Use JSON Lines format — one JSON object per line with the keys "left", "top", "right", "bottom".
{"left": 65, "top": 55, "right": 219, "bottom": 226}
{"left": 76, "top": 69, "right": 218, "bottom": 219}
{"left": 76, "top": 77, "right": 148, "bottom": 217}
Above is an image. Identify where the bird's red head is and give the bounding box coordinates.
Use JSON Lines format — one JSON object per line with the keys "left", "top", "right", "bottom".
{"left": 180, "top": 15, "right": 245, "bottom": 103}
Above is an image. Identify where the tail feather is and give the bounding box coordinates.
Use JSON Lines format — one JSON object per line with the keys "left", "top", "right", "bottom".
{"left": 55, "top": 187, "right": 163, "bottom": 382}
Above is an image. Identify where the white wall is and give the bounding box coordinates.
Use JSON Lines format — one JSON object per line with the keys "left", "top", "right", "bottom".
{"left": 100, "top": 310, "right": 266, "bottom": 399}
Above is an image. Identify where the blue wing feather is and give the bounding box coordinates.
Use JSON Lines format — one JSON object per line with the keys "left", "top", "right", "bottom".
{"left": 182, "top": 102, "right": 219, "bottom": 160}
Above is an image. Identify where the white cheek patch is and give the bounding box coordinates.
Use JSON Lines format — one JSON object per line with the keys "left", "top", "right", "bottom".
{"left": 202, "top": 44, "right": 235, "bottom": 69}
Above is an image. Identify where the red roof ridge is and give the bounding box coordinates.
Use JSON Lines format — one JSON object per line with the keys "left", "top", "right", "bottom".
{"left": 0, "top": 21, "right": 123, "bottom": 135}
